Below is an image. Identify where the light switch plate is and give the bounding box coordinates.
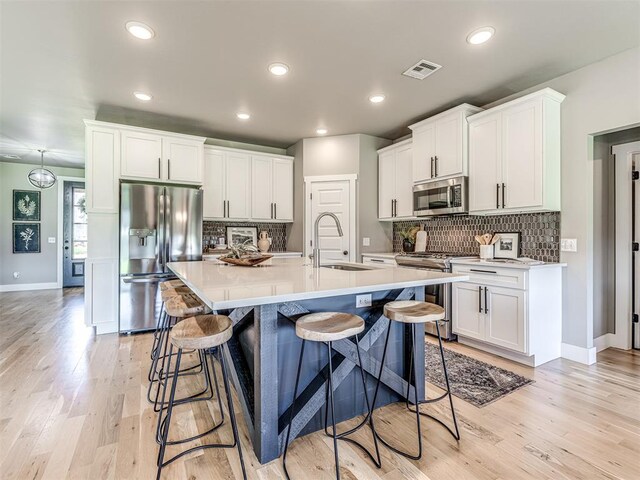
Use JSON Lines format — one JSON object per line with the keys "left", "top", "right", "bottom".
{"left": 362, "top": 237, "right": 370, "bottom": 247}
{"left": 48, "top": 237, "right": 56, "bottom": 244}
{"left": 561, "top": 238, "right": 577, "bottom": 252}
{"left": 356, "top": 294, "right": 372, "bottom": 308}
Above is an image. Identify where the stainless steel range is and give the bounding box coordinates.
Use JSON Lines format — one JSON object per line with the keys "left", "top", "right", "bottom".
{"left": 395, "top": 251, "right": 478, "bottom": 340}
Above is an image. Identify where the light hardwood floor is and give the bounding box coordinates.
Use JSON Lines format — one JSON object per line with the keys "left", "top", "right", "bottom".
{"left": 1, "top": 288, "right": 638, "bottom": 480}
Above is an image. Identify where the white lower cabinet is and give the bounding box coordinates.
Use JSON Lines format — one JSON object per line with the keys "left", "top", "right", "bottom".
{"left": 362, "top": 254, "right": 397, "bottom": 268}
{"left": 452, "top": 262, "right": 563, "bottom": 366}
{"left": 84, "top": 257, "right": 119, "bottom": 334}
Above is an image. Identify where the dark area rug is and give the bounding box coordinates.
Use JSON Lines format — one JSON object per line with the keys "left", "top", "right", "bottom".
{"left": 425, "top": 342, "right": 534, "bottom": 408}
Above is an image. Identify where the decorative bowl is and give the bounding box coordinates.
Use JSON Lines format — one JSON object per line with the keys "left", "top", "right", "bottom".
{"left": 219, "top": 254, "right": 273, "bottom": 267}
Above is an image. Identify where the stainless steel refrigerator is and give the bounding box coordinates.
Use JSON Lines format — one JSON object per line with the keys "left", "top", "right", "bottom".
{"left": 119, "top": 182, "right": 202, "bottom": 333}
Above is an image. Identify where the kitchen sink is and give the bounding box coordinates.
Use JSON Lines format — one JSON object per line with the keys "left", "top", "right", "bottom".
{"left": 321, "top": 264, "right": 373, "bottom": 271}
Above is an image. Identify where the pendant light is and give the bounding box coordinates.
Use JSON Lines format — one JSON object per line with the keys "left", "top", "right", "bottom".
{"left": 28, "top": 149, "right": 57, "bottom": 189}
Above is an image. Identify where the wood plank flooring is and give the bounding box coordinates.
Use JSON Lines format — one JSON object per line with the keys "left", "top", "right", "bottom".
{"left": 1, "top": 288, "right": 639, "bottom": 479}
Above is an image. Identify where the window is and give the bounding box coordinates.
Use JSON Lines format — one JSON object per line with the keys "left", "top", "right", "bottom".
{"left": 72, "top": 188, "right": 87, "bottom": 259}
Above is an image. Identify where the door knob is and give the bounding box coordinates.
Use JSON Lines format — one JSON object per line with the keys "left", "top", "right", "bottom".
{"left": 343, "top": 250, "right": 348, "bottom": 255}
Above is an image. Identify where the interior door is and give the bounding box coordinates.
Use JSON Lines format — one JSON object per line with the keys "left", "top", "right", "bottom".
{"left": 251, "top": 156, "right": 273, "bottom": 220}
{"left": 434, "top": 114, "right": 462, "bottom": 178}
{"left": 452, "top": 282, "right": 484, "bottom": 340}
{"left": 378, "top": 150, "right": 396, "bottom": 219}
{"left": 634, "top": 154, "right": 639, "bottom": 349}
{"left": 469, "top": 113, "right": 502, "bottom": 212}
{"left": 485, "top": 286, "right": 526, "bottom": 353}
{"left": 310, "top": 180, "right": 351, "bottom": 263}
{"left": 501, "top": 99, "right": 543, "bottom": 210}
{"left": 225, "top": 152, "right": 251, "bottom": 219}
{"left": 63, "top": 181, "right": 87, "bottom": 287}
{"left": 395, "top": 145, "right": 414, "bottom": 217}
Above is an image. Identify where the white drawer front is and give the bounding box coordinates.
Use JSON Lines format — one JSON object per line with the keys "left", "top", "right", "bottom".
{"left": 452, "top": 265, "right": 526, "bottom": 290}
{"left": 363, "top": 256, "right": 397, "bottom": 268}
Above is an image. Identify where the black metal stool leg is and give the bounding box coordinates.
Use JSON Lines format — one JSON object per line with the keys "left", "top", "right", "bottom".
{"left": 283, "top": 339, "right": 306, "bottom": 480}
{"left": 156, "top": 346, "right": 181, "bottom": 478}
{"left": 326, "top": 341, "right": 341, "bottom": 480}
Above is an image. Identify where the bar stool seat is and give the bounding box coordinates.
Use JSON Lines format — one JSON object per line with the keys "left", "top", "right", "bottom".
{"left": 384, "top": 301, "right": 445, "bottom": 323}
{"left": 160, "top": 286, "right": 192, "bottom": 302}
{"left": 165, "top": 293, "right": 212, "bottom": 318}
{"left": 295, "top": 312, "right": 364, "bottom": 342}
{"left": 156, "top": 314, "right": 246, "bottom": 480}
{"left": 159, "top": 279, "right": 185, "bottom": 292}
{"left": 170, "top": 315, "right": 232, "bottom": 350}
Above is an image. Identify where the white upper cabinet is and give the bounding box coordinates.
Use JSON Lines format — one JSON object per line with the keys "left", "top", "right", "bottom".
{"left": 120, "top": 128, "right": 205, "bottom": 184}
{"left": 468, "top": 88, "right": 565, "bottom": 215}
{"left": 84, "top": 123, "right": 120, "bottom": 214}
{"left": 410, "top": 104, "right": 482, "bottom": 183}
{"left": 378, "top": 140, "right": 414, "bottom": 220}
{"left": 203, "top": 147, "right": 293, "bottom": 222}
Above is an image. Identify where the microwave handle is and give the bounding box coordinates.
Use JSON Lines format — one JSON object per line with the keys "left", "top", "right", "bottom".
{"left": 447, "top": 185, "right": 452, "bottom": 207}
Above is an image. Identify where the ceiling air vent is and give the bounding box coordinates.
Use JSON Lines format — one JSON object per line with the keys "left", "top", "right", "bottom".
{"left": 402, "top": 59, "right": 442, "bottom": 80}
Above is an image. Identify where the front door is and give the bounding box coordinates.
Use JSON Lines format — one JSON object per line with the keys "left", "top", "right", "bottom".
{"left": 63, "top": 181, "right": 87, "bottom": 287}
{"left": 309, "top": 180, "right": 352, "bottom": 264}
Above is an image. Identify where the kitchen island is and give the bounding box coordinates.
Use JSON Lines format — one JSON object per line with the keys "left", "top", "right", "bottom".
{"left": 168, "top": 257, "right": 468, "bottom": 463}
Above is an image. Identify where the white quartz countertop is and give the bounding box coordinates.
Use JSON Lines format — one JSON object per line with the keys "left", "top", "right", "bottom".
{"left": 450, "top": 258, "right": 567, "bottom": 270}
{"left": 168, "top": 257, "right": 469, "bottom": 310}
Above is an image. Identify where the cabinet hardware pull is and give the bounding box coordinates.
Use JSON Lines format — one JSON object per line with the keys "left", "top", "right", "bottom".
{"left": 168, "top": 159, "right": 171, "bottom": 179}
{"left": 274, "top": 203, "right": 277, "bottom": 219}
{"left": 369, "top": 258, "right": 384, "bottom": 263}
{"left": 496, "top": 183, "right": 500, "bottom": 209}
{"left": 484, "top": 287, "right": 489, "bottom": 314}
{"left": 430, "top": 157, "right": 434, "bottom": 178}
{"left": 271, "top": 203, "right": 274, "bottom": 219}
{"left": 478, "top": 286, "right": 483, "bottom": 313}
{"left": 470, "top": 268, "right": 497, "bottom": 274}
{"left": 226, "top": 200, "right": 230, "bottom": 218}
{"left": 501, "top": 183, "right": 506, "bottom": 209}
{"left": 158, "top": 158, "right": 161, "bottom": 178}
{"left": 434, "top": 155, "right": 438, "bottom": 177}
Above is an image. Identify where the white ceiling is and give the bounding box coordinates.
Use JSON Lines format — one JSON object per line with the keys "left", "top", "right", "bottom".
{"left": 1, "top": 1, "right": 639, "bottom": 168}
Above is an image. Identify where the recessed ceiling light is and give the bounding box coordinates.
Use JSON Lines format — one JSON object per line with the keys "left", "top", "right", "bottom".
{"left": 237, "top": 113, "right": 251, "bottom": 120}
{"left": 268, "top": 63, "right": 289, "bottom": 76}
{"left": 125, "top": 21, "right": 155, "bottom": 40}
{"left": 467, "top": 26, "right": 495, "bottom": 45}
{"left": 369, "top": 94, "right": 385, "bottom": 104}
{"left": 316, "top": 128, "right": 328, "bottom": 135}
{"left": 133, "top": 91, "right": 152, "bottom": 101}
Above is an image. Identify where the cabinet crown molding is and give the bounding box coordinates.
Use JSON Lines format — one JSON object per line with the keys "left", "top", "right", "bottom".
{"left": 377, "top": 138, "right": 412, "bottom": 154}
{"left": 204, "top": 144, "right": 293, "bottom": 160}
{"left": 409, "top": 103, "right": 483, "bottom": 131}
{"left": 83, "top": 119, "right": 207, "bottom": 143}
{"left": 468, "top": 88, "right": 566, "bottom": 123}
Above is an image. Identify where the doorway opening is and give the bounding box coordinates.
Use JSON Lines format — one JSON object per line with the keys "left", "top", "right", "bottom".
{"left": 62, "top": 181, "right": 87, "bottom": 287}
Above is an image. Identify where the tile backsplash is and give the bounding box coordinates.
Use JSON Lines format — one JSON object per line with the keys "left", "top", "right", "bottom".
{"left": 203, "top": 221, "right": 288, "bottom": 252}
{"left": 393, "top": 212, "right": 561, "bottom": 263}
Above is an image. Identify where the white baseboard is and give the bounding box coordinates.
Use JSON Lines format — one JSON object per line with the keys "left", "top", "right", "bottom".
{"left": 594, "top": 333, "right": 614, "bottom": 352}
{"left": 561, "top": 342, "right": 597, "bottom": 365}
{"left": 0, "top": 282, "right": 59, "bottom": 292}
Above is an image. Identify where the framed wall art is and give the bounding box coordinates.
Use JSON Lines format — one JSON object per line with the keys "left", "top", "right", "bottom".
{"left": 493, "top": 232, "right": 521, "bottom": 260}
{"left": 13, "top": 190, "right": 41, "bottom": 221}
{"left": 13, "top": 223, "right": 41, "bottom": 253}
{"left": 226, "top": 226, "right": 258, "bottom": 247}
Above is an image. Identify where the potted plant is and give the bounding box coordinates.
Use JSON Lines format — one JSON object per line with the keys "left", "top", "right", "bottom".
{"left": 398, "top": 226, "right": 419, "bottom": 253}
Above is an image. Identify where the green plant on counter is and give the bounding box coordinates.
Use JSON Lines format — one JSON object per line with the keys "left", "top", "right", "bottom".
{"left": 398, "top": 226, "right": 420, "bottom": 244}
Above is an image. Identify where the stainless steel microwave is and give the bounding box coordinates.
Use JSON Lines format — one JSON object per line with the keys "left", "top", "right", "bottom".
{"left": 413, "top": 176, "right": 468, "bottom": 216}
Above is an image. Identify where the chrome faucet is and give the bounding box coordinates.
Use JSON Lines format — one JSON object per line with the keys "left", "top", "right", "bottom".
{"left": 311, "top": 212, "right": 344, "bottom": 268}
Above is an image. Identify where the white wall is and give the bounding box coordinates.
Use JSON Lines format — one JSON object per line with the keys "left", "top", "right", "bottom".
{"left": 0, "top": 162, "right": 85, "bottom": 288}
{"left": 484, "top": 47, "right": 640, "bottom": 350}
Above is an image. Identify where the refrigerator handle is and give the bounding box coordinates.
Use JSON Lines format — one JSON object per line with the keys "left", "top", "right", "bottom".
{"left": 158, "top": 191, "right": 165, "bottom": 270}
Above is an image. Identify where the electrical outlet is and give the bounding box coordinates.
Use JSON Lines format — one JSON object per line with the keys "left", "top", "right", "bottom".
{"left": 561, "top": 238, "right": 577, "bottom": 252}
{"left": 362, "top": 237, "right": 370, "bottom": 247}
{"left": 48, "top": 237, "right": 56, "bottom": 244}
{"left": 356, "top": 294, "right": 372, "bottom": 308}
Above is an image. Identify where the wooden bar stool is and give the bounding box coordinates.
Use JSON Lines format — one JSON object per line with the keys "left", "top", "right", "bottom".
{"left": 372, "top": 300, "right": 460, "bottom": 461}
{"left": 148, "top": 291, "right": 213, "bottom": 412}
{"left": 156, "top": 315, "right": 247, "bottom": 480}
{"left": 282, "top": 312, "right": 381, "bottom": 480}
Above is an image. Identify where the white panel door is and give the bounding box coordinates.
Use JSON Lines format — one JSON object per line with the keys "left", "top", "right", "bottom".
{"left": 485, "top": 286, "right": 526, "bottom": 353}
{"left": 310, "top": 180, "right": 351, "bottom": 263}
{"left": 203, "top": 150, "right": 226, "bottom": 219}
{"left": 469, "top": 113, "right": 502, "bottom": 213}
{"left": 501, "top": 100, "right": 543, "bottom": 210}
{"left": 378, "top": 151, "right": 396, "bottom": 219}
{"left": 121, "top": 130, "right": 162, "bottom": 180}
{"left": 434, "top": 114, "right": 462, "bottom": 178}
{"left": 412, "top": 123, "right": 436, "bottom": 183}
{"left": 395, "top": 145, "right": 414, "bottom": 217}
{"left": 225, "top": 152, "right": 251, "bottom": 219}
{"left": 452, "top": 282, "right": 485, "bottom": 340}
{"left": 164, "top": 137, "right": 203, "bottom": 184}
{"left": 251, "top": 156, "right": 273, "bottom": 220}
{"left": 272, "top": 158, "right": 294, "bottom": 221}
